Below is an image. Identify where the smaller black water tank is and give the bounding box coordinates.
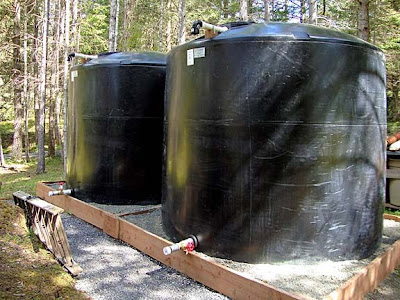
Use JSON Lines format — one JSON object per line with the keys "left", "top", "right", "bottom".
{"left": 67, "top": 52, "right": 166, "bottom": 204}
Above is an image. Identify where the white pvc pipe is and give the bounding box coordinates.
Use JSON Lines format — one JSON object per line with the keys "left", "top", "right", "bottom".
{"left": 163, "top": 243, "right": 180, "bottom": 255}
{"left": 201, "top": 21, "right": 228, "bottom": 33}
{"left": 48, "top": 189, "right": 73, "bottom": 196}
{"left": 163, "top": 237, "right": 196, "bottom": 256}
{"left": 73, "top": 53, "right": 98, "bottom": 60}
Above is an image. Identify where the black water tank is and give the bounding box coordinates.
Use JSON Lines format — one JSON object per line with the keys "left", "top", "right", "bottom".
{"left": 67, "top": 52, "right": 166, "bottom": 204}
{"left": 163, "top": 22, "right": 386, "bottom": 262}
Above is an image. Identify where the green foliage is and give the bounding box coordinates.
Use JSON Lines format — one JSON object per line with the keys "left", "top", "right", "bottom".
{"left": 388, "top": 122, "right": 400, "bottom": 135}
{"left": 385, "top": 208, "right": 400, "bottom": 216}
{"left": 79, "top": 0, "right": 110, "bottom": 54}
{"left": 372, "top": 0, "right": 400, "bottom": 123}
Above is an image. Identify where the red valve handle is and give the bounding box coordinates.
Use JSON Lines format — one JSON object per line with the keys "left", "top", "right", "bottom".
{"left": 186, "top": 241, "right": 195, "bottom": 252}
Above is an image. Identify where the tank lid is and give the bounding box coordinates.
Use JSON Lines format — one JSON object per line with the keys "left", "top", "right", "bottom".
{"left": 206, "top": 22, "right": 379, "bottom": 50}
{"left": 83, "top": 51, "right": 167, "bottom": 66}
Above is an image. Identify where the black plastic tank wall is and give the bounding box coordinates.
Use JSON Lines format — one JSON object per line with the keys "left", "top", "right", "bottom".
{"left": 162, "top": 22, "right": 387, "bottom": 263}
{"left": 67, "top": 52, "right": 166, "bottom": 204}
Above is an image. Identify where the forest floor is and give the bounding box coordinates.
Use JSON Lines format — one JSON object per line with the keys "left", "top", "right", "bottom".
{"left": 1, "top": 157, "right": 400, "bottom": 299}
{"left": 0, "top": 157, "right": 88, "bottom": 299}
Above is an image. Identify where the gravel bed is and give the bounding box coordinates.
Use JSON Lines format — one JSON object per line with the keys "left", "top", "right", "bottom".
{"left": 84, "top": 204, "right": 400, "bottom": 299}
{"left": 214, "top": 219, "right": 400, "bottom": 299}
{"left": 62, "top": 214, "right": 228, "bottom": 300}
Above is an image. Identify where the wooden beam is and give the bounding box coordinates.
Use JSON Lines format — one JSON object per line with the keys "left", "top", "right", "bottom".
{"left": 36, "top": 182, "right": 303, "bottom": 300}
{"left": 384, "top": 213, "right": 400, "bottom": 222}
{"left": 118, "top": 219, "right": 301, "bottom": 300}
{"left": 386, "top": 168, "right": 400, "bottom": 179}
{"left": 325, "top": 239, "right": 400, "bottom": 300}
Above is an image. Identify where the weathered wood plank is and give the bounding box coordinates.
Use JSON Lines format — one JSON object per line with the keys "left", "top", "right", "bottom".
{"left": 118, "top": 219, "right": 302, "bottom": 300}
{"left": 384, "top": 213, "right": 400, "bottom": 222}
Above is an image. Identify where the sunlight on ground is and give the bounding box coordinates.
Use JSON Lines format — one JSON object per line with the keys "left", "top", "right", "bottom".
{"left": 0, "top": 164, "right": 31, "bottom": 174}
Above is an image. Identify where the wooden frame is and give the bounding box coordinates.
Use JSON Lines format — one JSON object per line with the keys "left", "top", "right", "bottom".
{"left": 36, "top": 182, "right": 400, "bottom": 300}
{"left": 13, "top": 191, "right": 82, "bottom": 276}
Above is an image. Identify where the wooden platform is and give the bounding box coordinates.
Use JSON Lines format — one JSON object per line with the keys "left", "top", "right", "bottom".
{"left": 36, "top": 182, "right": 400, "bottom": 300}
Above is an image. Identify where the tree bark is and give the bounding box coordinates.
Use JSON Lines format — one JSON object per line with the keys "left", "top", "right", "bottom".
{"left": 12, "top": 0, "right": 23, "bottom": 161}
{"left": 223, "top": 0, "right": 229, "bottom": 18}
{"left": 70, "top": 0, "right": 81, "bottom": 56}
{"left": 309, "top": 0, "right": 317, "bottom": 24}
{"left": 63, "top": 0, "right": 71, "bottom": 176}
{"left": 23, "top": 6, "right": 29, "bottom": 162}
{"left": 121, "top": 0, "right": 129, "bottom": 50}
{"left": 356, "top": 0, "right": 370, "bottom": 41}
{"left": 109, "top": 0, "right": 119, "bottom": 51}
{"left": 239, "top": 0, "right": 248, "bottom": 21}
{"left": 0, "top": 133, "right": 5, "bottom": 167}
{"left": 48, "top": 97, "right": 55, "bottom": 156}
{"left": 299, "top": 0, "right": 304, "bottom": 23}
{"left": 48, "top": 0, "right": 62, "bottom": 158}
{"left": 37, "top": 0, "right": 49, "bottom": 174}
{"left": 264, "top": 0, "right": 271, "bottom": 21}
{"left": 158, "top": 0, "right": 164, "bottom": 51}
{"left": 166, "top": 0, "right": 172, "bottom": 51}
{"left": 177, "top": 0, "right": 186, "bottom": 45}
{"left": 33, "top": 4, "right": 40, "bottom": 144}
{"left": 55, "top": 0, "right": 63, "bottom": 149}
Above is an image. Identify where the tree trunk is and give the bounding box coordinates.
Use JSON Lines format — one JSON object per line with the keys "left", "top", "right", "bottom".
{"left": 121, "top": 0, "right": 129, "bottom": 50}
{"left": 37, "top": 0, "right": 49, "bottom": 174}
{"left": 357, "top": 0, "right": 370, "bottom": 41}
{"left": 159, "top": 0, "right": 164, "bottom": 51}
{"left": 166, "top": 0, "right": 172, "bottom": 51}
{"left": 70, "top": 0, "right": 81, "bottom": 56}
{"left": 48, "top": 0, "right": 61, "bottom": 158}
{"left": 309, "top": 0, "right": 317, "bottom": 24}
{"left": 239, "top": 0, "right": 248, "bottom": 21}
{"left": 223, "top": 0, "right": 229, "bottom": 18}
{"left": 33, "top": 4, "right": 40, "bottom": 144}
{"left": 55, "top": 0, "right": 63, "bottom": 150}
{"left": 48, "top": 97, "right": 55, "bottom": 156}
{"left": 23, "top": 6, "right": 29, "bottom": 162}
{"left": 63, "top": 0, "right": 71, "bottom": 176}
{"left": 12, "top": 0, "right": 23, "bottom": 161}
{"left": 299, "top": 0, "right": 304, "bottom": 23}
{"left": 177, "top": 0, "right": 186, "bottom": 45}
{"left": 264, "top": 0, "right": 270, "bottom": 21}
{"left": 109, "top": 0, "right": 119, "bottom": 51}
{"left": 0, "top": 136, "right": 5, "bottom": 167}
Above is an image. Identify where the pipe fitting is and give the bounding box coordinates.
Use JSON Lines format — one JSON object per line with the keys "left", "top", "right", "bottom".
{"left": 163, "top": 235, "right": 198, "bottom": 255}
{"left": 190, "top": 20, "right": 228, "bottom": 35}
{"left": 48, "top": 182, "right": 73, "bottom": 197}
{"left": 68, "top": 52, "right": 98, "bottom": 62}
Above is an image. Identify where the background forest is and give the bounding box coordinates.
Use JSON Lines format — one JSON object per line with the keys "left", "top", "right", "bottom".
{"left": 0, "top": 0, "right": 399, "bottom": 173}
